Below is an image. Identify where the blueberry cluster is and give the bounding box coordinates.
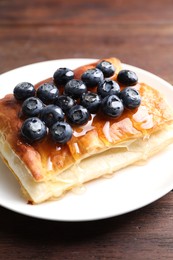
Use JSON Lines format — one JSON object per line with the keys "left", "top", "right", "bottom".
{"left": 14, "top": 82, "right": 73, "bottom": 144}
{"left": 13, "top": 60, "right": 141, "bottom": 144}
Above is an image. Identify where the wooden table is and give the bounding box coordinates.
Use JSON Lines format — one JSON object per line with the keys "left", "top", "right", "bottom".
{"left": 0, "top": 0, "right": 173, "bottom": 259}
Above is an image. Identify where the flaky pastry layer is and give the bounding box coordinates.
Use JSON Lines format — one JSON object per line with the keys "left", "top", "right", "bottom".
{"left": 0, "top": 57, "right": 173, "bottom": 203}
{"left": 1, "top": 125, "right": 173, "bottom": 203}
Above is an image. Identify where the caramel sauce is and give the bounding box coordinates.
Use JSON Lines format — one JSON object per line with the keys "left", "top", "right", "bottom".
{"left": 0, "top": 58, "right": 172, "bottom": 181}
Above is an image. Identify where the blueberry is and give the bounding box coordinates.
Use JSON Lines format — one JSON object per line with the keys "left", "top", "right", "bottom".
{"left": 53, "top": 68, "right": 74, "bottom": 86}
{"left": 13, "top": 82, "right": 35, "bottom": 101}
{"left": 119, "top": 87, "right": 141, "bottom": 109}
{"left": 50, "top": 121, "right": 73, "bottom": 144}
{"left": 101, "top": 95, "right": 124, "bottom": 118}
{"left": 54, "top": 95, "right": 75, "bottom": 112}
{"left": 80, "top": 92, "right": 101, "bottom": 114}
{"left": 96, "top": 60, "right": 115, "bottom": 78}
{"left": 37, "top": 83, "right": 59, "bottom": 104}
{"left": 21, "top": 117, "right": 47, "bottom": 142}
{"left": 97, "top": 79, "right": 120, "bottom": 98}
{"left": 22, "top": 97, "right": 44, "bottom": 117}
{"left": 67, "top": 105, "right": 90, "bottom": 125}
{"left": 64, "top": 79, "right": 87, "bottom": 98}
{"left": 117, "top": 70, "right": 138, "bottom": 86}
{"left": 81, "top": 68, "right": 104, "bottom": 88}
{"left": 40, "top": 105, "right": 64, "bottom": 127}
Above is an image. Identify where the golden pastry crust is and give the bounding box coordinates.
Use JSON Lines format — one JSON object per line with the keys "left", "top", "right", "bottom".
{"left": 0, "top": 58, "right": 173, "bottom": 182}
{"left": 0, "top": 57, "right": 122, "bottom": 181}
{"left": 0, "top": 57, "right": 173, "bottom": 203}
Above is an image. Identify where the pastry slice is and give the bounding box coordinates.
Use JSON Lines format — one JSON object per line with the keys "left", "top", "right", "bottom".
{"left": 0, "top": 57, "right": 173, "bottom": 204}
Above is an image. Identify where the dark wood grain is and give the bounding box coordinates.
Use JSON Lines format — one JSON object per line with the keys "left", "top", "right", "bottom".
{"left": 0, "top": 0, "right": 173, "bottom": 259}
{"left": 1, "top": 0, "right": 173, "bottom": 83}
{"left": 1, "top": 192, "right": 173, "bottom": 260}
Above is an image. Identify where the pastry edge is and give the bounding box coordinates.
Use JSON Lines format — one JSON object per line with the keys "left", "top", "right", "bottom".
{"left": 1, "top": 124, "right": 173, "bottom": 204}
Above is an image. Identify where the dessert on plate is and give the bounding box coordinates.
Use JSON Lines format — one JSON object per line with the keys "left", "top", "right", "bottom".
{"left": 0, "top": 57, "right": 173, "bottom": 204}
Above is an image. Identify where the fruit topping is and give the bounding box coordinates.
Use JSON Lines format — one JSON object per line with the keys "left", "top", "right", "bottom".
{"left": 21, "top": 117, "right": 47, "bottom": 142}
{"left": 13, "top": 59, "right": 141, "bottom": 144}
{"left": 64, "top": 79, "right": 87, "bottom": 98}
{"left": 81, "top": 68, "right": 104, "bottom": 87}
{"left": 54, "top": 95, "right": 75, "bottom": 112}
{"left": 80, "top": 92, "right": 101, "bottom": 114}
{"left": 13, "top": 82, "right": 35, "bottom": 101}
{"left": 37, "top": 83, "right": 59, "bottom": 104}
{"left": 53, "top": 68, "right": 74, "bottom": 86}
{"left": 101, "top": 95, "right": 124, "bottom": 118}
{"left": 40, "top": 105, "right": 64, "bottom": 127}
{"left": 67, "top": 105, "right": 90, "bottom": 125}
{"left": 22, "top": 97, "right": 44, "bottom": 117}
{"left": 97, "top": 79, "right": 120, "bottom": 98}
{"left": 96, "top": 60, "right": 115, "bottom": 77}
{"left": 119, "top": 87, "right": 141, "bottom": 109}
{"left": 50, "top": 121, "right": 73, "bottom": 144}
{"left": 117, "top": 70, "right": 138, "bottom": 86}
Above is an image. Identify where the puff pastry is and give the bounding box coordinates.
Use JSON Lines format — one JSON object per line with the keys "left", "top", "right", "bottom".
{"left": 0, "top": 57, "right": 173, "bottom": 204}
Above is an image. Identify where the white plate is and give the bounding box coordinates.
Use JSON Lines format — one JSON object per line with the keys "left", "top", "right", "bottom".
{"left": 0, "top": 58, "right": 173, "bottom": 222}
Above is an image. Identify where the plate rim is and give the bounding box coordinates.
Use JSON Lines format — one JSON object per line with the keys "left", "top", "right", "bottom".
{"left": 0, "top": 58, "right": 173, "bottom": 222}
